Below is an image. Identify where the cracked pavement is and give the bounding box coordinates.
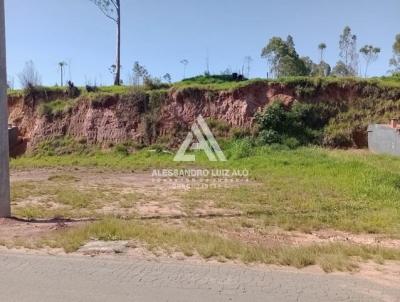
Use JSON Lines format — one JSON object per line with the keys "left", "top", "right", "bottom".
{"left": 0, "top": 251, "right": 399, "bottom": 301}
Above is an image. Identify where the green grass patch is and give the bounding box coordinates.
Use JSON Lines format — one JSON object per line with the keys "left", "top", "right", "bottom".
{"left": 10, "top": 146, "right": 400, "bottom": 234}
{"left": 38, "top": 99, "right": 76, "bottom": 118}
{"left": 40, "top": 218, "right": 400, "bottom": 272}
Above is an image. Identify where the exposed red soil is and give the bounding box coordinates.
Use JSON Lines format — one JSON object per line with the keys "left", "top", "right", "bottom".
{"left": 8, "top": 81, "right": 369, "bottom": 152}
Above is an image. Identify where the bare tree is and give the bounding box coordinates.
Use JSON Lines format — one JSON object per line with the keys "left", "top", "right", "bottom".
{"left": 18, "top": 60, "right": 41, "bottom": 88}
{"left": 339, "top": 26, "right": 358, "bottom": 76}
{"left": 7, "top": 76, "right": 14, "bottom": 90}
{"left": 109, "top": 63, "right": 122, "bottom": 83}
{"left": 90, "top": 0, "right": 121, "bottom": 86}
{"left": 163, "top": 73, "right": 172, "bottom": 84}
{"left": 58, "top": 61, "right": 67, "bottom": 86}
{"left": 359, "top": 45, "right": 380, "bottom": 77}
{"left": 244, "top": 56, "right": 253, "bottom": 78}
{"left": 180, "top": 59, "right": 189, "bottom": 79}
{"left": 132, "top": 61, "right": 148, "bottom": 86}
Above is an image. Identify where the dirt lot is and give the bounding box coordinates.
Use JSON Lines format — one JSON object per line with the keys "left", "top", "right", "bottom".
{"left": 6, "top": 168, "right": 400, "bottom": 251}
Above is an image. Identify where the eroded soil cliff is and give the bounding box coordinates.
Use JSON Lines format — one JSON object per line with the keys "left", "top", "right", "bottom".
{"left": 7, "top": 79, "right": 400, "bottom": 154}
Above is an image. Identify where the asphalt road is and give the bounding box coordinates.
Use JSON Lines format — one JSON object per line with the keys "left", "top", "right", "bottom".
{"left": 0, "top": 251, "right": 398, "bottom": 302}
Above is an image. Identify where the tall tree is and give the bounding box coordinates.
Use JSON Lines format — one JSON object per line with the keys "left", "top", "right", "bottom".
{"left": 359, "top": 45, "right": 380, "bottom": 77}
{"left": 332, "top": 61, "right": 352, "bottom": 77}
{"left": 132, "top": 61, "right": 148, "bottom": 86}
{"left": 244, "top": 56, "right": 253, "bottom": 78}
{"left": 90, "top": 0, "right": 121, "bottom": 86}
{"left": 18, "top": 60, "right": 41, "bottom": 88}
{"left": 163, "top": 73, "right": 172, "bottom": 84}
{"left": 389, "top": 34, "right": 400, "bottom": 73}
{"left": 301, "top": 56, "right": 317, "bottom": 75}
{"left": 261, "top": 36, "right": 308, "bottom": 78}
{"left": 318, "top": 43, "right": 327, "bottom": 63}
{"left": 286, "top": 35, "right": 296, "bottom": 55}
{"left": 58, "top": 61, "right": 67, "bottom": 86}
{"left": 339, "top": 26, "right": 358, "bottom": 76}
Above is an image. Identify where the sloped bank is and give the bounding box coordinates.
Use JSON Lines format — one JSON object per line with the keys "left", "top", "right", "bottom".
{"left": 7, "top": 78, "right": 400, "bottom": 153}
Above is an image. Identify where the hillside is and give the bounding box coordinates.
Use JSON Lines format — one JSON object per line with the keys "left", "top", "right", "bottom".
{"left": 7, "top": 76, "right": 400, "bottom": 155}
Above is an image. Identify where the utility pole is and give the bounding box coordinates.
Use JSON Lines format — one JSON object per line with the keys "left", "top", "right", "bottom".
{"left": 0, "top": 0, "right": 11, "bottom": 217}
{"left": 115, "top": 0, "right": 121, "bottom": 86}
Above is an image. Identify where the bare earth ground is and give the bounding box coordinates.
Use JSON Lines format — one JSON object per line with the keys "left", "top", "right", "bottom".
{"left": 2, "top": 168, "right": 400, "bottom": 294}
{"left": 7, "top": 168, "right": 400, "bottom": 249}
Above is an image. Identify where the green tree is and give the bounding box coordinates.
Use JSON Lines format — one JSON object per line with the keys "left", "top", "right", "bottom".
{"left": 301, "top": 56, "right": 317, "bottom": 76}
{"left": 90, "top": 0, "right": 121, "bottom": 85}
{"left": 180, "top": 59, "right": 189, "bottom": 78}
{"left": 301, "top": 57, "right": 331, "bottom": 77}
{"left": 389, "top": 34, "right": 400, "bottom": 73}
{"left": 162, "top": 73, "right": 172, "bottom": 84}
{"left": 132, "top": 61, "right": 148, "bottom": 86}
{"left": 339, "top": 26, "right": 358, "bottom": 76}
{"left": 316, "top": 43, "right": 329, "bottom": 76}
{"left": 359, "top": 45, "right": 380, "bottom": 77}
{"left": 243, "top": 56, "right": 253, "bottom": 78}
{"left": 286, "top": 35, "right": 296, "bottom": 55}
{"left": 332, "top": 61, "right": 352, "bottom": 77}
{"left": 318, "top": 61, "right": 331, "bottom": 77}
{"left": 318, "top": 43, "right": 327, "bottom": 63}
{"left": 261, "top": 36, "right": 308, "bottom": 77}
{"left": 256, "top": 102, "right": 326, "bottom": 146}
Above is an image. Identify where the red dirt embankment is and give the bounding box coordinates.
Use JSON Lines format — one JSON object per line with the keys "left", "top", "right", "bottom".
{"left": 8, "top": 80, "right": 398, "bottom": 153}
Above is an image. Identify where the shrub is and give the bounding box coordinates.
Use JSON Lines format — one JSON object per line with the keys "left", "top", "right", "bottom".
{"left": 323, "top": 128, "right": 354, "bottom": 148}
{"left": 66, "top": 81, "right": 80, "bottom": 98}
{"left": 142, "top": 113, "right": 159, "bottom": 145}
{"left": 144, "top": 77, "right": 170, "bottom": 90}
{"left": 147, "top": 90, "right": 168, "bottom": 111}
{"left": 229, "top": 138, "right": 254, "bottom": 159}
{"left": 181, "top": 74, "right": 248, "bottom": 86}
{"left": 255, "top": 101, "right": 327, "bottom": 147}
{"left": 38, "top": 99, "right": 75, "bottom": 119}
{"left": 33, "top": 137, "right": 94, "bottom": 156}
{"left": 38, "top": 102, "right": 53, "bottom": 118}
{"left": 282, "top": 137, "right": 301, "bottom": 149}
{"left": 258, "top": 129, "right": 282, "bottom": 144}
{"left": 86, "top": 85, "right": 98, "bottom": 93}
{"left": 114, "top": 144, "right": 130, "bottom": 156}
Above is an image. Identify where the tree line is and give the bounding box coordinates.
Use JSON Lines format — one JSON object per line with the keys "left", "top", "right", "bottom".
{"left": 262, "top": 26, "right": 400, "bottom": 78}
{"left": 90, "top": 0, "right": 399, "bottom": 84}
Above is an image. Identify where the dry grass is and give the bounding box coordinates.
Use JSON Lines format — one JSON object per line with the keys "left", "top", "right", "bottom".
{"left": 8, "top": 148, "right": 400, "bottom": 271}
{"left": 11, "top": 176, "right": 140, "bottom": 219}
{"left": 40, "top": 218, "right": 400, "bottom": 272}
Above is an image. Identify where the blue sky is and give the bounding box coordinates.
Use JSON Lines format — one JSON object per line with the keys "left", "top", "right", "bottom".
{"left": 5, "top": 0, "right": 400, "bottom": 87}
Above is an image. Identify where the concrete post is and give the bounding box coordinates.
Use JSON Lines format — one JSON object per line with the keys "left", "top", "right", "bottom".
{"left": 0, "top": 0, "right": 11, "bottom": 217}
